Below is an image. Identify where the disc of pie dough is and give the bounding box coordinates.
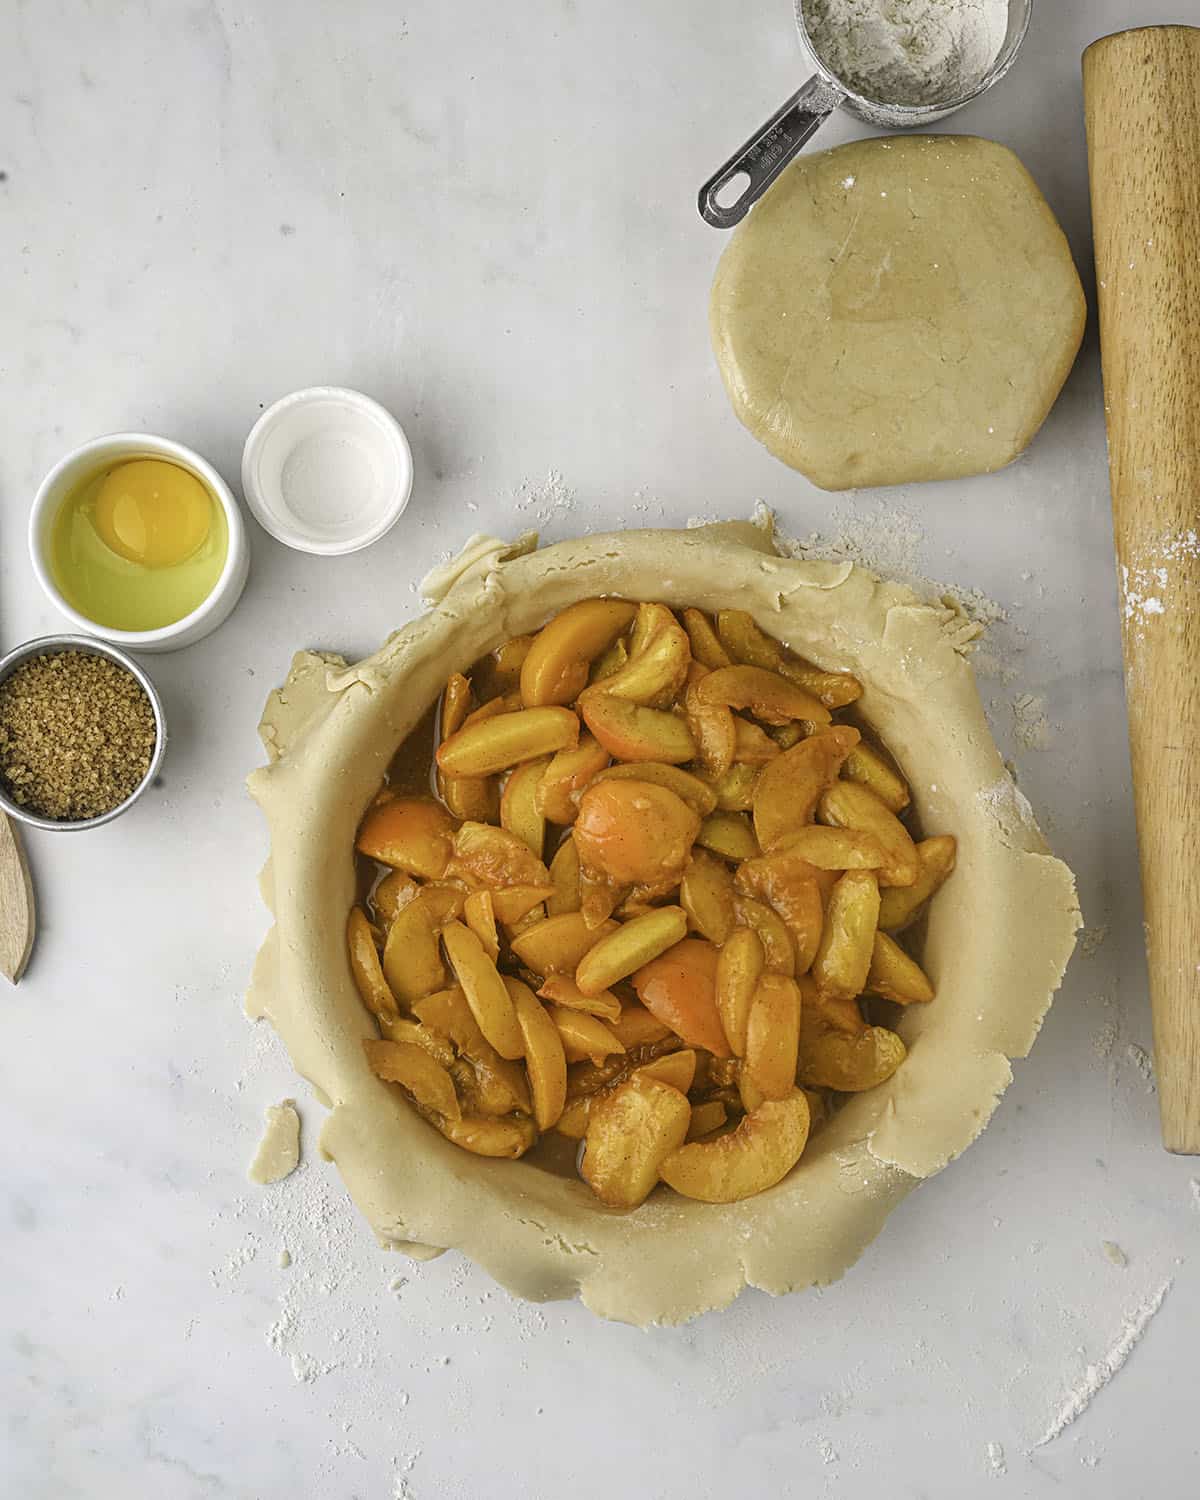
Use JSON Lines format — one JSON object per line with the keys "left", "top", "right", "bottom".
{"left": 710, "top": 135, "right": 1087, "bottom": 491}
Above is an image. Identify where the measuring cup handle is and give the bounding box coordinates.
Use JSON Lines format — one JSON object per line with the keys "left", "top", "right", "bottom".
{"left": 698, "top": 76, "right": 843, "bottom": 228}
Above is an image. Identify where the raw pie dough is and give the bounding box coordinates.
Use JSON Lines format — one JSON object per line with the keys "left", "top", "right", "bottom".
{"left": 246, "top": 522, "right": 1079, "bottom": 1325}
{"left": 710, "top": 136, "right": 1087, "bottom": 490}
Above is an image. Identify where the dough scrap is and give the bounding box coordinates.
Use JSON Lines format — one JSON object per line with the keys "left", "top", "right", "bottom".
{"left": 246, "top": 525, "right": 1080, "bottom": 1324}
{"left": 710, "top": 135, "right": 1087, "bottom": 490}
{"left": 248, "top": 1099, "right": 301, "bottom": 1184}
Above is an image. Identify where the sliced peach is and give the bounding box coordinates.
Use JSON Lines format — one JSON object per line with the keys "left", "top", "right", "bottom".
{"left": 577, "top": 906, "right": 690, "bottom": 996}
{"left": 769, "top": 722, "right": 805, "bottom": 750}
{"left": 546, "top": 836, "right": 582, "bottom": 916}
{"left": 459, "top": 689, "right": 524, "bottom": 730}
{"left": 865, "top": 932, "right": 935, "bottom": 1004}
{"left": 660, "top": 1090, "right": 811, "bottom": 1203}
{"left": 811, "top": 870, "right": 881, "bottom": 1001}
{"left": 878, "top": 835, "right": 957, "bottom": 932}
{"left": 440, "top": 672, "right": 473, "bottom": 738}
{"left": 410, "top": 986, "right": 532, "bottom": 1116}
{"left": 446, "top": 821, "right": 551, "bottom": 891}
{"left": 363, "top": 1038, "right": 461, "bottom": 1121}
{"left": 686, "top": 688, "right": 737, "bottom": 780}
{"left": 696, "top": 811, "right": 760, "bottom": 862}
{"left": 636, "top": 1048, "right": 696, "bottom": 1093}
{"left": 436, "top": 1113, "right": 536, "bottom": 1158}
{"left": 682, "top": 608, "right": 733, "bottom": 670}
{"left": 590, "top": 636, "right": 629, "bottom": 684}
{"left": 802, "top": 975, "right": 865, "bottom": 1035}
{"left": 797, "top": 1020, "right": 906, "bottom": 1092}
{"left": 715, "top": 925, "right": 765, "bottom": 1056}
{"left": 506, "top": 978, "right": 567, "bottom": 1130}
{"left": 609, "top": 1003, "right": 673, "bottom": 1049}
{"left": 347, "top": 906, "right": 400, "bottom": 1023}
{"left": 382, "top": 897, "right": 447, "bottom": 1005}
{"left": 817, "top": 782, "right": 918, "bottom": 887}
{"left": 704, "top": 762, "right": 760, "bottom": 812}
{"left": 440, "top": 771, "right": 500, "bottom": 825}
{"left": 371, "top": 870, "right": 419, "bottom": 928}
{"left": 463, "top": 889, "right": 500, "bottom": 961}
{"left": 842, "top": 741, "right": 910, "bottom": 813}
{"left": 735, "top": 851, "right": 824, "bottom": 973}
{"left": 732, "top": 717, "right": 781, "bottom": 765}
{"left": 574, "top": 780, "right": 701, "bottom": 888}
{"left": 437, "top": 706, "right": 579, "bottom": 779}
{"left": 601, "top": 604, "right": 691, "bottom": 707}
{"left": 356, "top": 797, "right": 455, "bottom": 879}
{"left": 687, "top": 1099, "right": 728, "bottom": 1139}
{"left": 380, "top": 1016, "right": 456, "bottom": 1067}
{"left": 550, "top": 1007, "right": 626, "bottom": 1066}
{"left": 579, "top": 868, "right": 625, "bottom": 929}
{"left": 744, "top": 974, "right": 802, "bottom": 1101}
{"left": 579, "top": 690, "right": 696, "bottom": 765}
{"left": 535, "top": 735, "right": 610, "bottom": 824}
{"left": 500, "top": 758, "right": 548, "bottom": 859}
{"left": 752, "top": 725, "right": 861, "bottom": 851}
{"left": 696, "top": 664, "right": 831, "bottom": 727}
{"left": 520, "top": 599, "right": 637, "bottom": 707}
{"left": 441, "top": 920, "right": 524, "bottom": 1060}
{"left": 510, "top": 912, "right": 619, "bottom": 976}
{"left": 589, "top": 763, "right": 712, "bottom": 818}
{"left": 773, "top": 825, "right": 886, "bottom": 870}
{"left": 538, "top": 974, "right": 623, "bottom": 1023}
{"left": 554, "top": 1096, "right": 592, "bottom": 1139}
{"left": 565, "top": 1054, "right": 629, "bottom": 1101}
{"left": 732, "top": 895, "right": 795, "bottom": 977}
{"left": 630, "top": 935, "right": 731, "bottom": 1056}
{"left": 679, "top": 849, "right": 736, "bottom": 945}
{"left": 490, "top": 884, "right": 555, "bottom": 925}
{"left": 472, "top": 634, "right": 535, "bottom": 701}
{"left": 716, "top": 610, "right": 862, "bottom": 709}
{"left": 581, "top": 1073, "right": 691, "bottom": 1209}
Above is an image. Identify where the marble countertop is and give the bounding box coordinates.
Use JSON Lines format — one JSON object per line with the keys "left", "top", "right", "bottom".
{"left": 3, "top": 2, "right": 1197, "bottom": 1496}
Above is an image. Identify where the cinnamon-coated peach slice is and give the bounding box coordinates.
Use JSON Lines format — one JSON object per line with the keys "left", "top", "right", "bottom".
{"left": 590, "top": 637, "right": 629, "bottom": 684}
{"left": 546, "top": 837, "right": 582, "bottom": 915}
{"left": 696, "top": 811, "right": 760, "bottom": 862}
{"left": 490, "top": 884, "right": 555, "bottom": 925}
{"left": 705, "top": 762, "right": 760, "bottom": 812}
{"left": 463, "top": 890, "right": 500, "bottom": 961}
{"left": 437, "top": 706, "right": 579, "bottom": 779}
{"left": 865, "top": 932, "right": 935, "bottom": 1004}
{"left": 500, "top": 758, "right": 548, "bottom": 859}
{"left": 601, "top": 604, "right": 691, "bottom": 707}
{"left": 697, "top": 665, "right": 831, "bottom": 727}
{"left": 577, "top": 906, "right": 690, "bottom": 997}
{"left": 446, "top": 821, "right": 551, "bottom": 891}
{"left": 471, "top": 634, "right": 535, "bottom": 701}
{"left": 371, "top": 870, "right": 419, "bottom": 927}
{"left": 380, "top": 1016, "right": 456, "bottom": 1068}
{"left": 637, "top": 1048, "right": 697, "bottom": 1093}
{"left": 811, "top": 870, "right": 881, "bottom": 1000}
{"left": 731, "top": 895, "right": 796, "bottom": 977}
{"left": 411, "top": 987, "right": 532, "bottom": 1116}
{"left": 441, "top": 920, "right": 525, "bottom": 1061}
{"left": 382, "top": 897, "right": 448, "bottom": 1005}
{"left": 554, "top": 1095, "right": 592, "bottom": 1139}
{"left": 520, "top": 599, "right": 638, "bottom": 707}
{"left": 732, "top": 717, "right": 781, "bottom": 765}
{"left": 679, "top": 849, "right": 736, "bottom": 945}
{"left": 659, "top": 1090, "right": 811, "bottom": 1203}
{"left": 797, "top": 1018, "right": 906, "bottom": 1092}
{"left": 752, "top": 725, "right": 861, "bottom": 851}
{"left": 716, "top": 610, "right": 863, "bottom": 708}
{"left": 436, "top": 1113, "right": 536, "bottom": 1158}
{"left": 841, "top": 741, "right": 910, "bottom": 813}
{"left": 549, "top": 1007, "right": 626, "bottom": 1066}
{"left": 685, "top": 687, "right": 737, "bottom": 780}
{"left": 574, "top": 780, "right": 700, "bottom": 888}
{"left": 510, "top": 911, "right": 619, "bottom": 976}
{"left": 581, "top": 1073, "right": 691, "bottom": 1209}
{"left": 773, "top": 825, "right": 886, "bottom": 870}
{"left": 579, "top": 690, "right": 696, "bottom": 765}
{"left": 686, "top": 1099, "right": 729, "bottom": 1140}
{"left": 440, "top": 771, "right": 500, "bottom": 826}
{"left": 877, "top": 835, "right": 957, "bottom": 932}
{"left": 817, "top": 782, "right": 918, "bottom": 887}
{"left": 363, "top": 1038, "right": 461, "bottom": 1121}
{"left": 537, "top": 974, "right": 623, "bottom": 1023}
{"left": 441, "top": 672, "right": 473, "bottom": 738}
{"left": 589, "top": 761, "right": 718, "bottom": 817}
{"left": 609, "top": 1003, "right": 673, "bottom": 1049}
{"left": 356, "top": 797, "right": 456, "bottom": 880}
{"left": 535, "top": 735, "right": 610, "bottom": 824}
{"left": 715, "top": 925, "right": 765, "bottom": 1056}
{"left": 743, "top": 974, "right": 802, "bottom": 1102}
{"left": 347, "top": 906, "right": 400, "bottom": 1023}
{"left": 681, "top": 608, "right": 733, "bottom": 670}
{"left": 506, "top": 978, "right": 567, "bottom": 1130}
{"left": 630, "top": 935, "right": 731, "bottom": 1056}
{"left": 735, "top": 851, "right": 824, "bottom": 974}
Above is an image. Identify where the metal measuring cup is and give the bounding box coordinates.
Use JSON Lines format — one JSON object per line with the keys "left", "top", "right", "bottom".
{"left": 699, "top": 0, "right": 1032, "bottom": 228}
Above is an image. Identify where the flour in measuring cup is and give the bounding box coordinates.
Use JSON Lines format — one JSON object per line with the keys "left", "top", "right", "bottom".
{"left": 803, "top": 0, "right": 1010, "bottom": 106}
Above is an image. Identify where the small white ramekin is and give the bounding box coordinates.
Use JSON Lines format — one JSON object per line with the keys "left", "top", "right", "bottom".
{"left": 241, "top": 387, "right": 413, "bottom": 556}
{"left": 28, "top": 433, "right": 249, "bottom": 654}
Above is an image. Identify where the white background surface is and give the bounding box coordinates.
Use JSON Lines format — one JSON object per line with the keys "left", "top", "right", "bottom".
{"left": 2, "top": 2, "right": 1198, "bottom": 1496}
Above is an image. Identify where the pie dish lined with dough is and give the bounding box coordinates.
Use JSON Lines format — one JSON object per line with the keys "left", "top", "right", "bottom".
{"left": 247, "top": 521, "right": 1080, "bottom": 1325}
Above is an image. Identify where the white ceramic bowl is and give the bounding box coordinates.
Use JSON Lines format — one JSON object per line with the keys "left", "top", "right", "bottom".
{"left": 29, "top": 433, "right": 249, "bottom": 653}
{"left": 241, "top": 387, "right": 413, "bottom": 556}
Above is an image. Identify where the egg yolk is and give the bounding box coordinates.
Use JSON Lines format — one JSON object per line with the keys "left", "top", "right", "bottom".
{"left": 93, "top": 459, "right": 212, "bottom": 568}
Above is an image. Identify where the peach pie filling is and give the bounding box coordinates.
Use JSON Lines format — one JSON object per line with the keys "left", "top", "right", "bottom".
{"left": 348, "top": 601, "right": 956, "bottom": 1208}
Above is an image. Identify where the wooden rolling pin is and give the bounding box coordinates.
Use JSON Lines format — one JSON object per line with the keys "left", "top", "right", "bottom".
{"left": 1083, "top": 25, "right": 1200, "bottom": 1154}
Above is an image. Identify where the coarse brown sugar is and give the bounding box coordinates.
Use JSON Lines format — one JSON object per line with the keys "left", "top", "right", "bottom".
{"left": 0, "top": 650, "right": 157, "bottom": 821}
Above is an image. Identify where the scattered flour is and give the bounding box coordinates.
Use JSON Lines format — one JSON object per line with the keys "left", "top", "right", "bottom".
{"left": 986, "top": 1440, "right": 1007, "bottom": 1477}
{"left": 1033, "top": 1279, "right": 1173, "bottom": 1448}
{"left": 818, "top": 1437, "right": 839, "bottom": 1465}
{"left": 513, "top": 469, "right": 576, "bottom": 525}
{"left": 1190, "top": 1179, "right": 1200, "bottom": 1211}
{"left": 1124, "top": 1042, "right": 1156, "bottom": 1094}
{"left": 1011, "top": 693, "right": 1055, "bottom": 751}
{"left": 1080, "top": 924, "right": 1109, "bottom": 958}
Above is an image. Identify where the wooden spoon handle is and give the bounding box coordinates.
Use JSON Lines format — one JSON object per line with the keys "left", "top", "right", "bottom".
{"left": 1083, "top": 25, "right": 1200, "bottom": 1153}
{"left": 0, "top": 812, "right": 35, "bottom": 984}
